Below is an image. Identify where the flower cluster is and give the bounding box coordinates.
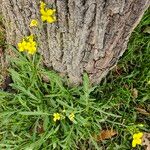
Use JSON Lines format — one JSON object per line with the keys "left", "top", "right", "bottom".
{"left": 40, "top": 1, "right": 56, "bottom": 23}
{"left": 53, "top": 112, "right": 75, "bottom": 122}
{"left": 132, "top": 132, "right": 143, "bottom": 147}
{"left": 18, "top": 35, "right": 37, "bottom": 55}
{"left": 17, "top": 1, "right": 57, "bottom": 55}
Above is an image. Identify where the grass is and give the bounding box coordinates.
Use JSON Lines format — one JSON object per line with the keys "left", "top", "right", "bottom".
{"left": 0, "top": 9, "right": 150, "bottom": 150}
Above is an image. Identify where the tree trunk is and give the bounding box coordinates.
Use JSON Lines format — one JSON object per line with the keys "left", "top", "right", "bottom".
{"left": 1, "top": 0, "right": 149, "bottom": 85}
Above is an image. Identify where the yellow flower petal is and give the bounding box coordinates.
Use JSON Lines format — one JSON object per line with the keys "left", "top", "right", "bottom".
{"left": 133, "top": 132, "right": 143, "bottom": 139}
{"left": 47, "top": 16, "right": 56, "bottom": 23}
{"left": 132, "top": 140, "right": 137, "bottom": 147}
{"left": 46, "top": 9, "right": 55, "bottom": 16}
{"left": 41, "top": 15, "right": 47, "bottom": 22}
{"left": 18, "top": 43, "right": 24, "bottom": 52}
{"left": 133, "top": 134, "right": 139, "bottom": 139}
{"left": 24, "top": 42, "right": 30, "bottom": 50}
{"left": 135, "top": 139, "right": 142, "bottom": 145}
{"left": 40, "top": 8, "right": 46, "bottom": 15}
{"left": 137, "top": 132, "right": 143, "bottom": 139}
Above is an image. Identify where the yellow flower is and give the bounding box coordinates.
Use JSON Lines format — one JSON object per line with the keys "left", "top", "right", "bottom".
{"left": 18, "top": 40, "right": 27, "bottom": 52}
{"left": 41, "top": 9, "right": 56, "bottom": 23}
{"left": 69, "top": 113, "right": 75, "bottom": 121}
{"left": 25, "top": 42, "right": 37, "bottom": 55}
{"left": 30, "top": 19, "right": 38, "bottom": 27}
{"left": 53, "top": 113, "right": 61, "bottom": 122}
{"left": 132, "top": 132, "right": 143, "bottom": 147}
{"left": 17, "top": 35, "right": 37, "bottom": 55}
{"left": 40, "top": 1, "right": 56, "bottom": 23}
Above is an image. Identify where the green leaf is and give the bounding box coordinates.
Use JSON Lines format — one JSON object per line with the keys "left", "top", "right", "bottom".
{"left": 10, "top": 84, "right": 38, "bottom": 100}
{"left": 43, "top": 116, "right": 49, "bottom": 131}
{"left": 19, "top": 111, "right": 50, "bottom": 116}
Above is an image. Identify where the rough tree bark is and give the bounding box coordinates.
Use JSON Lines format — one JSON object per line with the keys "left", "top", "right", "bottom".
{"left": 1, "top": 0, "right": 150, "bottom": 85}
